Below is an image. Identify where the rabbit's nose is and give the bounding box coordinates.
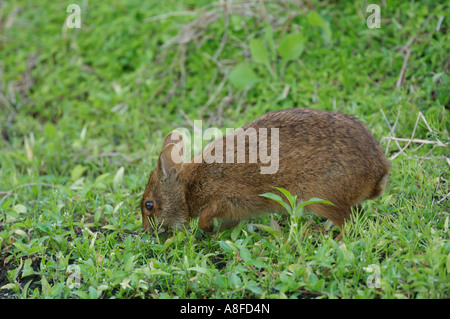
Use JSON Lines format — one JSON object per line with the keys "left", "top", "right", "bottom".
{"left": 157, "top": 227, "right": 167, "bottom": 234}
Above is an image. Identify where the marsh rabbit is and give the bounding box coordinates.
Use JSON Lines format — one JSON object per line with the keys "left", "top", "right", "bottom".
{"left": 141, "top": 108, "right": 390, "bottom": 234}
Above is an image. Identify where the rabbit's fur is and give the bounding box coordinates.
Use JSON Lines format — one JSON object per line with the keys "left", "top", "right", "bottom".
{"left": 141, "top": 108, "right": 390, "bottom": 233}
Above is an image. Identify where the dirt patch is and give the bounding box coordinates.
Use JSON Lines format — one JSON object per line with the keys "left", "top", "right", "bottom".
{"left": 0, "top": 253, "right": 42, "bottom": 299}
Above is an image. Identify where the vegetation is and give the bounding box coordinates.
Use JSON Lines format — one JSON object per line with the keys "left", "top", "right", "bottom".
{"left": 0, "top": 0, "right": 448, "bottom": 299}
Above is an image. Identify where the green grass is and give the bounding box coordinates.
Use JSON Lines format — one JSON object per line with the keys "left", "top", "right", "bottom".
{"left": 0, "top": 0, "right": 449, "bottom": 299}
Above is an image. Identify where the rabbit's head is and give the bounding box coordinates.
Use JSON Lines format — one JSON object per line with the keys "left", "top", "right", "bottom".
{"left": 141, "top": 132, "right": 189, "bottom": 233}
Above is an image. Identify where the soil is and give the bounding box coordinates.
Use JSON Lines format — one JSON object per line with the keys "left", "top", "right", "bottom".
{"left": 0, "top": 253, "right": 42, "bottom": 299}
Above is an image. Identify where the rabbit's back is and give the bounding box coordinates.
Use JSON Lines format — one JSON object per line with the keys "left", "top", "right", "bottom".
{"left": 189, "top": 108, "right": 390, "bottom": 227}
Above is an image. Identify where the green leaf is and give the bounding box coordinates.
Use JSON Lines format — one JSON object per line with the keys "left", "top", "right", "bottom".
{"left": 94, "top": 208, "right": 102, "bottom": 224}
{"left": 247, "top": 284, "right": 263, "bottom": 295}
{"left": 292, "top": 198, "right": 334, "bottom": 218}
{"left": 12, "top": 229, "right": 28, "bottom": 238}
{"left": 49, "top": 282, "right": 64, "bottom": 298}
{"left": 41, "top": 275, "right": 51, "bottom": 295}
{"left": 89, "top": 286, "right": 98, "bottom": 299}
{"left": 13, "top": 204, "right": 27, "bottom": 214}
{"left": 307, "top": 11, "right": 325, "bottom": 27}
{"left": 270, "top": 218, "right": 282, "bottom": 234}
{"left": 278, "top": 33, "right": 305, "bottom": 62}
{"left": 218, "top": 240, "right": 231, "bottom": 253}
{"left": 215, "top": 275, "right": 227, "bottom": 288}
{"left": 321, "top": 22, "right": 332, "bottom": 45}
{"left": 22, "top": 258, "right": 36, "bottom": 278}
{"left": 297, "top": 197, "right": 335, "bottom": 210}
{"left": 252, "top": 224, "right": 282, "bottom": 237}
{"left": 229, "top": 63, "right": 259, "bottom": 90}
{"left": 124, "top": 255, "right": 135, "bottom": 271}
{"left": 228, "top": 273, "right": 242, "bottom": 289}
{"left": 239, "top": 246, "right": 252, "bottom": 262}
{"left": 80, "top": 125, "right": 88, "bottom": 141}
{"left": 249, "top": 38, "right": 276, "bottom": 79}
{"left": 147, "top": 269, "right": 170, "bottom": 276}
{"left": 13, "top": 242, "right": 27, "bottom": 254}
{"left": 446, "top": 252, "right": 450, "bottom": 274}
{"left": 113, "top": 166, "right": 124, "bottom": 189}
{"left": 265, "top": 24, "right": 276, "bottom": 61}
{"left": 44, "top": 123, "right": 58, "bottom": 139}
{"left": 247, "top": 259, "right": 267, "bottom": 269}
{"left": 249, "top": 38, "right": 270, "bottom": 66}
{"left": 1, "top": 283, "right": 17, "bottom": 291}
{"left": 71, "top": 164, "right": 86, "bottom": 182}
{"left": 307, "top": 11, "right": 332, "bottom": 45}
{"left": 101, "top": 224, "right": 118, "bottom": 230}
{"left": 20, "top": 280, "right": 31, "bottom": 298}
{"left": 71, "top": 290, "right": 89, "bottom": 299}
{"left": 28, "top": 246, "right": 46, "bottom": 255}
{"left": 231, "top": 226, "right": 241, "bottom": 241}
{"left": 188, "top": 266, "right": 211, "bottom": 277}
{"left": 94, "top": 173, "right": 110, "bottom": 185}
{"left": 259, "top": 192, "right": 291, "bottom": 213}
{"left": 273, "top": 187, "right": 296, "bottom": 209}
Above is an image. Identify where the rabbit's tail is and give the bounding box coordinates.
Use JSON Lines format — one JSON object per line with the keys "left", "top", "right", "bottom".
{"left": 369, "top": 174, "right": 389, "bottom": 199}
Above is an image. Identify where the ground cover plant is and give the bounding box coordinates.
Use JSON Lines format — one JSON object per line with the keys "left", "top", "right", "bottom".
{"left": 0, "top": 0, "right": 449, "bottom": 299}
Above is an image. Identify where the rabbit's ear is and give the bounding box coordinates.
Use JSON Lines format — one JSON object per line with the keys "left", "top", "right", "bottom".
{"left": 158, "top": 143, "right": 184, "bottom": 176}
{"left": 163, "top": 131, "right": 184, "bottom": 149}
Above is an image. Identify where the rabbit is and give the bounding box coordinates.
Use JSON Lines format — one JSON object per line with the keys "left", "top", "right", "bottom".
{"left": 141, "top": 108, "right": 390, "bottom": 234}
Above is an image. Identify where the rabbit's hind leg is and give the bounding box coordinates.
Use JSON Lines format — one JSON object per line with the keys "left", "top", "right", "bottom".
{"left": 218, "top": 219, "right": 240, "bottom": 232}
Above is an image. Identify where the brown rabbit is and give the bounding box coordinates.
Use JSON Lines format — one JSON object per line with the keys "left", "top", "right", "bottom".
{"left": 141, "top": 108, "right": 390, "bottom": 234}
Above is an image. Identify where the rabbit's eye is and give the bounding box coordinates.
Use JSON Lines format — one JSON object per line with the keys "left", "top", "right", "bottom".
{"left": 145, "top": 201, "right": 154, "bottom": 211}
